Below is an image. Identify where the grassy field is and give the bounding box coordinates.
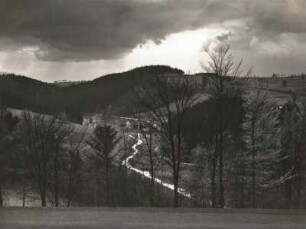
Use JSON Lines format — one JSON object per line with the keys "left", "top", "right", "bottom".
{"left": 1, "top": 208, "right": 306, "bottom": 229}
{"left": 245, "top": 75, "right": 306, "bottom": 104}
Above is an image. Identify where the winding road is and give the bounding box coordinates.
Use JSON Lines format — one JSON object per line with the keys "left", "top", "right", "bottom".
{"left": 122, "top": 133, "right": 191, "bottom": 198}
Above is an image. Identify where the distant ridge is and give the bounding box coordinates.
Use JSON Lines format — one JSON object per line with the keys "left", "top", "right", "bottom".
{"left": 1, "top": 66, "right": 304, "bottom": 123}
{"left": 53, "top": 80, "right": 87, "bottom": 87}
{"left": 0, "top": 65, "right": 185, "bottom": 122}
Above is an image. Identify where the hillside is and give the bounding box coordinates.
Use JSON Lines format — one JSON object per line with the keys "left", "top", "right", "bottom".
{"left": 244, "top": 75, "right": 306, "bottom": 104}
{"left": 0, "top": 74, "right": 58, "bottom": 113}
{"left": 1, "top": 66, "right": 305, "bottom": 123}
{"left": 0, "top": 65, "right": 184, "bottom": 122}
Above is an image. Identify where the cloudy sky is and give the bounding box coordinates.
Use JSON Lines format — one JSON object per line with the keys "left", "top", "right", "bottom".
{"left": 0, "top": 0, "right": 305, "bottom": 82}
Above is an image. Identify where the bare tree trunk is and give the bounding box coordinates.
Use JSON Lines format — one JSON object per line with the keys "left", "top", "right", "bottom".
{"left": 22, "top": 181, "right": 26, "bottom": 208}
{"left": 251, "top": 119, "right": 256, "bottom": 208}
{"left": 240, "top": 180, "right": 245, "bottom": 208}
{"left": 105, "top": 160, "right": 111, "bottom": 207}
{"left": 211, "top": 136, "right": 218, "bottom": 208}
{"left": 41, "top": 163, "right": 47, "bottom": 207}
{"left": 22, "top": 190, "right": 26, "bottom": 208}
{"left": 173, "top": 132, "right": 183, "bottom": 208}
{"left": 173, "top": 169, "right": 179, "bottom": 208}
{"left": 67, "top": 166, "right": 72, "bottom": 207}
{"left": 148, "top": 131, "right": 155, "bottom": 207}
{"left": 141, "top": 126, "right": 155, "bottom": 207}
{"left": 53, "top": 143, "right": 61, "bottom": 207}
{"left": 122, "top": 129, "right": 128, "bottom": 206}
{"left": 284, "top": 178, "right": 292, "bottom": 207}
{"left": 286, "top": 163, "right": 293, "bottom": 208}
{"left": 217, "top": 78, "right": 225, "bottom": 209}
{"left": 218, "top": 132, "right": 224, "bottom": 208}
{"left": 211, "top": 155, "right": 217, "bottom": 208}
{"left": 54, "top": 163, "right": 59, "bottom": 207}
{"left": 251, "top": 166, "right": 256, "bottom": 208}
{"left": 41, "top": 179, "right": 47, "bottom": 207}
{"left": 296, "top": 169, "right": 301, "bottom": 209}
{"left": 149, "top": 139, "right": 155, "bottom": 206}
{"left": 150, "top": 174, "right": 154, "bottom": 207}
{"left": 0, "top": 183, "right": 3, "bottom": 207}
{"left": 123, "top": 163, "right": 127, "bottom": 206}
{"left": 295, "top": 146, "right": 302, "bottom": 209}
{"left": 172, "top": 136, "right": 179, "bottom": 208}
{"left": 282, "top": 150, "right": 292, "bottom": 207}
{"left": 41, "top": 191, "right": 47, "bottom": 207}
{"left": 93, "top": 182, "right": 97, "bottom": 207}
{"left": 294, "top": 135, "right": 303, "bottom": 209}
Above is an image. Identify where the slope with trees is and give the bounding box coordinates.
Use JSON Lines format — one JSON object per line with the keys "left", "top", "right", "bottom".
{"left": 0, "top": 65, "right": 184, "bottom": 121}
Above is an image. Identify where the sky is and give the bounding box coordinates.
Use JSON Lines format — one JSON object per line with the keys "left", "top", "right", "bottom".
{"left": 0, "top": 0, "right": 306, "bottom": 82}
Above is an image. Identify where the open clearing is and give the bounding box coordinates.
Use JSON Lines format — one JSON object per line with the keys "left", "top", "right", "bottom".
{"left": 1, "top": 208, "right": 306, "bottom": 229}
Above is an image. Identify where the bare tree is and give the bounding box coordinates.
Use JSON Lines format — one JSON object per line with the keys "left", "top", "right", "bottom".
{"left": 0, "top": 107, "right": 18, "bottom": 207}
{"left": 204, "top": 44, "right": 251, "bottom": 208}
{"left": 66, "top": 126, "right": 87, "bottom": 207}
{"left": 118, "top": 124, "right": 130, "bottom": 206}
{"left": 137, "top": 118, "right": 159, "bottom": 207}
{"left": 243, "top": 84, "right": 280, "bottom": 208}
{"left": 279, "top": 96, "right": 306, "bottom": 209}
{"left": 15, "top": 112, "right": 68, "bottom": 207}
{"left": 51, "top": 126, "right": 70, "bottom": 207}
{"left": 135, "top": 74, "right": 199, "bottom": 207}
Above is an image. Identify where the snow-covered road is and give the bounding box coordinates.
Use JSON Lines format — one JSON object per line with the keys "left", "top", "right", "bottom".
{"left": 122, "top": 133, "right": 191, "bottom": 198}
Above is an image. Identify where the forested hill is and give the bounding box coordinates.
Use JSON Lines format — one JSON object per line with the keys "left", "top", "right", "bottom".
{"left": 0, "top": 65, "right": 184, "bottom": 122}
{"left": 0, "top": 74, "right": 58, "bottom": 114}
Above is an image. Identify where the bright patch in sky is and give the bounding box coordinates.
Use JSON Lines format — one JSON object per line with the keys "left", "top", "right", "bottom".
{"left": 127, "top": 28, "right": 223, "bottom": 74}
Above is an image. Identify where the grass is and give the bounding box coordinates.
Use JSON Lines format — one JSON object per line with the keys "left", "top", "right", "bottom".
{"left": 1, "top": 207, "right": 306, "bottom": 229}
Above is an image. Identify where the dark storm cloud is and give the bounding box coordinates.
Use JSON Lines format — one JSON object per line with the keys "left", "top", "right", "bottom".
{"left": 0, "top": 0, "right": 209, "bottom": 61}
{"left": 250, "top": 0, "right": 306, "bottom": 35}
{"left": 0, "top": 0, "right": 305, "bottom": 62}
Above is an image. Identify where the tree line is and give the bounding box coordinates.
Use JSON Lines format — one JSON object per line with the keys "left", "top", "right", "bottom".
{"left": 0, "top": 109, "right": 176, "bottom": 207}
{"left": 134, "top": 45, "right": 306, "bottom": 209}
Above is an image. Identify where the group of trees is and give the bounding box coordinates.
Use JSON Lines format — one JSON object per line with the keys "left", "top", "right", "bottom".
{"left": 190, "top": 49, "right": 305, "bottom": 209}
{"left": 0, "top": 108, "right": 174, "bottom": 207}
{"left": 134, "top": 45, "right": 306, "bottom": 209}
{"left": 135, "top": 74, "right": 199, "bottom": 207}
